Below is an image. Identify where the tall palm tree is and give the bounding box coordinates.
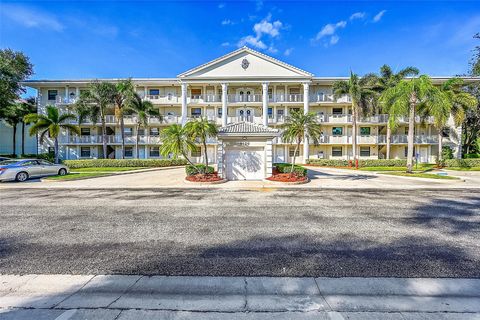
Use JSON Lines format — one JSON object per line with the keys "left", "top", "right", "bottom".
{"left": 125, "top": 93, "right": 160, "bottom": 158}
{"left": 332, "top": 72, "right": 377, "bottom": 161}
{"left": 380, "top": 75, "right": 450, "bottom": 173}
{"left": 432, "top": 78, "right": 477, "bottom": 160}
{"left": 24, "top": 105, "right": 80, "bottom": 164}
{"left": 17, "top": 97, "right": 37, "bottom": 155}
{"left": 160, "top": 124, "right": 199, "bottom": 172}
{"left": 281, "top": 110, "right": 322, "bottom": 173}
{"left": 370, "top": 65, "right": 419, "bottom": 159}
{"left": 75, "top": 81, "right": 116, "bottom": 159}
{"left": 184, "top": 117, "right": 218, "bottom": 172}
{"left": 113, "top": 79, "right": 135, "bottom": 159}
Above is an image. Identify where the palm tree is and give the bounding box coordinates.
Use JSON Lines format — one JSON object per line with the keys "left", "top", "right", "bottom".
{"left": 125, "top": 93, "right": 160, "bottom": 158}
{"left": 17, "top": 97, "right": 37, "bottom": 155}
{"left": 184, "top": 117, "right": 218, "bottom": 173}
{"left": 160, "top": 124, "right": 199, "bottom": 172}
{"left": 370, "top": 65, "right": 419, "bottom": 159}
{"left": 3, "top": 103, "right": 24, "bottom": 156}
{"left": 332, "top": 72, "right": 377, "bottom": 161}
{"left": 379, "top": 75, "right": 450, "bottom": 173}
{"left": 432, "top": 78, "right": 477, "bottom": 160}
{"left": 75, "top": 81, "right": 116, "bottom": 158}
{"left": 281, "top": 110, "right": 322, "bottom": 174}
{"left": 24, "top": 105, "right": 80, "bottom": 164}
{"left": 113, "top": 79, "right": 135, "bottom": 159}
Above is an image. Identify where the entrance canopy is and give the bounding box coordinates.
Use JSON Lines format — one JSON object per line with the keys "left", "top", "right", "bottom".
{"left": 218, "top": 121, "right": 279, "bottom": 138}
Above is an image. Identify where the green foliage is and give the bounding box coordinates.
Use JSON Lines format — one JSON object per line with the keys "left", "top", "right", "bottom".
{"left": 0, "top": 152, "right": 55, "bottom": 162}
{"left": 0, "top": 49, "right": 34, "bottom": 117}
{"left": 185, "top": 164, "right": 215, "bottom": 176}
{"left": 306, "top": 159, "right": 408, "bottom": 167}
{"left": 63, "top": 159, "right": 188, "bottom": 169}
{"left": 274, "top": 163, "right": 307, "bottom": 177}
{"left": 465, "top": 153, "right": 480, "bottom": 158}
{"left": 442, "top": 146, "right": 454, "bottom": 160}
{"left": 444, "top": 158, "right": 480, "bottom": 168}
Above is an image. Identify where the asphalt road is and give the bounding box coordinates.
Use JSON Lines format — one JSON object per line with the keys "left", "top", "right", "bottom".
{"left": 0, "top": 188, "right": 479, "bottom": 277}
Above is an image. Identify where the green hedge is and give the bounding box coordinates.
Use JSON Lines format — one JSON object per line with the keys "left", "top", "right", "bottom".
{"left": 64, "top": 159, "right": 188, "bottom": 169}
{"left": 0, "top": 153, "right": 55, "bottom": 162}
{"left": 306, "top": 159, "right": 407, "bottom": 167}
{"left": 185, "top": 164, "right": 215, "bottom": 176}
{"left": 465, "top": 154, "right": 480, "bottom": 159}
{"left": 444, "top": 159, "right": 480, "bottom": 168}
{"left": 274, "top": 163, "right": 308, "bottom": 177}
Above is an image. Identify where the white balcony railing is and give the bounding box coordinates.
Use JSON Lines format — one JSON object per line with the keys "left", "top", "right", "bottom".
{"left": 378, "top": 135, "right": 438, "bottom": 144}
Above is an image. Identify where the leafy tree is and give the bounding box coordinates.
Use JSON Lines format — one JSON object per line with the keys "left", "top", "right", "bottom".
{"left": 160, "top": 124, "right": 199, "bottom": 172}
{"left": 369, "top": 65, "right": 419, "bottom": 159}
{"left": 280, "top": 111, "right": 322, "bottom": 174}
{"left": 2, "top": 103, "right": 24, "bottom": 156}
{"left": 380, "top": 75, "right": 450, "bottom": 173}
{"left": 113, "top": 79, "right": 135, "bottom": 159}
{"left": 24, "top": 105, "right": 80, "bottom": 164}
{"left": 17, "top": 97, "right": 37, "bottom": 155}
{"left": 184, "top": 117, "right": 218, "bottom": 173}
{"left": 0, "top": 49, "right": 33, "bottom": 118}
{"left": 75, "top": 81, "right": 116, "bottom": 158}
{"left": 332, "top": 72, "right": 377, "bottom": 160}
{"left": 125, "top": 93, "right": 160, "bottom": 158}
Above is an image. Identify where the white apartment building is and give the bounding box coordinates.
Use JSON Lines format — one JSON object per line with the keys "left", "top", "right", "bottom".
{"left": 23, "top": 47, "right": 464, "bottom": 180}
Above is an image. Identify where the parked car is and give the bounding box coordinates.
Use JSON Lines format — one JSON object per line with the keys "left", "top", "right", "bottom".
{"left": 0, "top": 159, "right": 69, "bottom": 182}
{"left": 0, "top": 156, "right": 11, "bottom": 161}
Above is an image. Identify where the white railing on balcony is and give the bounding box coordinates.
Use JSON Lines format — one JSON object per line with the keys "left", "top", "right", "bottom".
{"left": 310, "top": 94, "right": 351, "bottom": 103}
{"left": 227, "top": 116, "right": 262, "bottom": 124}
{"left": 55, "top": 96, "right": 78, "bottom": 105}
{"left": 357, "top": 135, "right": 377, "bottom": 144}
{"left": 358, "top": 114, "right": 389, "bottom": 123}
{"left": 227, "top": 94, "right": 263, "bottom": 103}
{"left": 61, "top": 135, "right": 165, "bottom": 144}
{"left": 144, "top": 95, "right": 180, "bottom": 103}
{"left": 316, "top": 114, "right": 352, "bottom": 123}
{"left": 378, "top": 135, "right": 438, "bottom": 144}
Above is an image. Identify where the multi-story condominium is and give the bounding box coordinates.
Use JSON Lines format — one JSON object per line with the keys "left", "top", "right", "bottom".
{"left": 23, "top": 47, "right": 466, "bottom": 180}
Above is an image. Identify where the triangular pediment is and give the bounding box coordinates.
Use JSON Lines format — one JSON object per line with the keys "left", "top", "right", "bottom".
{"left": 178, "top": 47, "right": 313, "bottom": 80}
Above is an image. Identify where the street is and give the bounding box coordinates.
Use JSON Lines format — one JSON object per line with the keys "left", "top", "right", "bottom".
{"left": 0, "top": 188, "right": 479, "bottom": 277}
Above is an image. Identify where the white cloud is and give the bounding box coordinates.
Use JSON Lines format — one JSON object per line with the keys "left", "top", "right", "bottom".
{"left": 373, "top": 10, "right": 386, "bottom": 23}
{"left": 350, "top": 12, "right": 366, "bottom": 21}
{"left": 255, "top": 0, "right": 264, "bottom": 11}
{"left": 284, "top": 48, "right": 293, "bottom": 56}
{"left": 218, "top": 3, "right": 225, "bottom": 9}
{"left": 221, "top": 42, "right": 230, "bottom": 46}
{"left": 237, "top": 14, "right": 284, "bottom": 52}
{"left": 330, "top": 35, "right": 339, "bottom": 45}
{"left": 0, "top": 4, "right": 64, "bottom": 31}
{"left": 315, "top": 21, "right": 346, "bottom": 40}
{"left": 221, "top": 19, "right": 233, "bottom": 25}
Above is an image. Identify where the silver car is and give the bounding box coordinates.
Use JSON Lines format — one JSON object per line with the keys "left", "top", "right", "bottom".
{"left": 0, "top": 159, "right": 69, "bottom": 182}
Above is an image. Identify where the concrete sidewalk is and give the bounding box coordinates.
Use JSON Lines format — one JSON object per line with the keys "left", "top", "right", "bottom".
{"left": 1, "top": 275, "right": 479, "bottom": 319}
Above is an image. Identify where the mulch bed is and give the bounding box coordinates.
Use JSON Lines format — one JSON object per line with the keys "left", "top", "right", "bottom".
{"left": 185, "top": 173, "right": 224, "bottom": 182}
{"left": 266, "top": 173, "right": 308, "bottom": 183}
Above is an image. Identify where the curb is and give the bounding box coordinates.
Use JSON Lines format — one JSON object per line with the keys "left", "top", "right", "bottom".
{"left": 184, "top": 178, "right": 228, "bottom": 185}
{"left": 264, "top": 177, "right": 310, "bottom": 185}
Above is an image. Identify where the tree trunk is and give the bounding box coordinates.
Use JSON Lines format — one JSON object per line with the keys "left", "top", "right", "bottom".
{"left": 182, "top": 151, "right": 200, "bottom": 173}
{"left": 12, "top": 124, "right": 17, "bottom": 156}
{"left": 386, "top": 122, "right": 391, "bottom": 159}
{"left": 290, "top": 138, "right": 300, "bottom": 174}
{"left": 120, "top": 115, "right": 125, "bottom": 159}
{"left": 438, "top": 131, "right": 443, "bottom": 161}
{"left": 406, "top": 99, "right": 416, "bottom": 173}
{"left": 54, "top": 137, "right": 59, "bottom": 164}
{"left": 351, "top": 104, "right": 357, "bottom": 160}
{"left": 101, "top": 117, "right": 107, "bottom": 159}
{"left": 21, "top": 122, "right": 25, "bottom": 155}
{"left": 203, "top": 138, "right": 209, "bottom": 173}
{"left": 136, "top": 124, "right": 140, "bottom": 159}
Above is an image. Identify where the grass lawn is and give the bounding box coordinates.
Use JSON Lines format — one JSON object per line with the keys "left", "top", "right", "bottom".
{"left": 445, "top": 167, "right": 480, "bottom": 171}
{"left": 43, "top": 172, "right": 113, "bottom": 181}
{"left": 379, "top": 172, "right": 460, "bottom": 180}
{"left": 71, "top": 167, "right": 146, "bottom": 172}
{"left": 358, "top": 164, "right": 435, "bottom": 172}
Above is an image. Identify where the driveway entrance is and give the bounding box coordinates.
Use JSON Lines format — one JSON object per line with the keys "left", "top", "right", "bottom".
{"left": 225, "top": 147, "right": 264, "bottom": 180}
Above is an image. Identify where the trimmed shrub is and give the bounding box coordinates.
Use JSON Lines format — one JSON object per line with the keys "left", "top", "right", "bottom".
{"left": 185, "top": 164, "right": 215, "bottom": 176}
{"left": 465, "top": 153, "right": 480, "bottom": 159}
{"left": 274, "top": 163, "right": 308, "bottom": 177}
{"left": 306, "top": 159, "right": 407, "bottom": 167}
{"left": 444, "top": 158, "right": 480, "bottom": 168}
{"left": 64, "top": 158, "right": 188, "bottom": 169}
{"left": 442, "top": 146, "right": 454, "bottom": 160}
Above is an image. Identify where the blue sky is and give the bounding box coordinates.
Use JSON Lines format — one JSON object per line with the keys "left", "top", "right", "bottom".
{"left": 1, "top": 0, "right": 479, "bottom": 81}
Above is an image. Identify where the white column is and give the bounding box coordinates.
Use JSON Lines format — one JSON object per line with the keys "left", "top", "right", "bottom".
{"left": 265, "top": 140, "right": 273, "bottom": 177}
{"left": 181, "top": 82, "right": 188, "bottom": 125}
{"left": 262, "top": 82, "right": 269, "bottom": 126}
{"left": 273, "top": 105, "right": 277, "bottom": 123}
{"left": 303, "top": 82, "right": 310, "bottom": 163}
{"left": 75, "top": 87, "right": 80, "bottom": 100}
{"left": 144, "top": 86, "right": 148, "bottom": 98}
{"left": 65, "top": 86, "right": 69, "bottom": 103}
{"left": 221, "top": 83, "right": 228, "bottom": 126}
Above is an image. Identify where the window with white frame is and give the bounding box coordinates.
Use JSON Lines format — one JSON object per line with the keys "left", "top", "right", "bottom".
{"left": 191, "top": 108, "right": 202, "bottom": 117}
{"left": 124, "top": 128, "right": 133, "bottom": 136}
{"left": 332, "top": 146, "right": 342, "bottom": 157}
{"left": 360, "top": 127, "right": 371, "bottom": 136}
{"left": 125, "top": 146, "right": 133, "bottom": 157}
{"left": 149, "top": 89, "right": 160, "bottom": 96}
{"left": 80, "top": 128, "right": 90, "bottom": 136}
{"left": 149, "top": 147, "right": 160, "bottom": 157}
{"left": 47, "top": 90, "right": 58, "bottom": 101}
{"left": 191, "top": 146, "right": 201, "bottom": 157}
{"left": 137, "top": 128, "right": 145, "bottom": 136}
{"left": 149, "top": 128, "right": 159, "bottom": 136}
{"left": 80, "top": 147, "right": 91, "bottom": 157}
{"left": 217, "top": 108, "right": 222, "bottom": 117}
{"left": 360, "top": 146, "right": 371, "bottom": 157}
{"left": 332, "top": 107, "right": 343, "bottom": 115}
{"left": 289, "top": 148, "right": 300, "bottom": 157}
{"left": 332, "top": 127, "right": 343, "bottom": 136}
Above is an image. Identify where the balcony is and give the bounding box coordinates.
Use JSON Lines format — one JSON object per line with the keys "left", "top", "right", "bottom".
{"left": 61, "top": 135, "right": 163, "bottom": 144}
{"left": 54, "top": 96, "right": 78, "bottom": 105}
{"left": 378, "top": 135, "right": 438, "bottom": 144}
{"left": 309, "top": 94, "right": 351, "bottom": 103}
{"left": 227, "top": 115, "right": 263, "bottom": 124}
{"left": 144, "top": 95, "right": 180, "bottom": 104}
{"left": 227, "top": 94, "right": 263, "bottom": 103}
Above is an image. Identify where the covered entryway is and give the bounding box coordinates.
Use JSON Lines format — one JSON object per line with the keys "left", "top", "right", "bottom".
{"left": 217, "top": 122, "right": 279, "bottom": 181}
{"left": 225, "top": 147, "right": 264, "bottom": 180}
